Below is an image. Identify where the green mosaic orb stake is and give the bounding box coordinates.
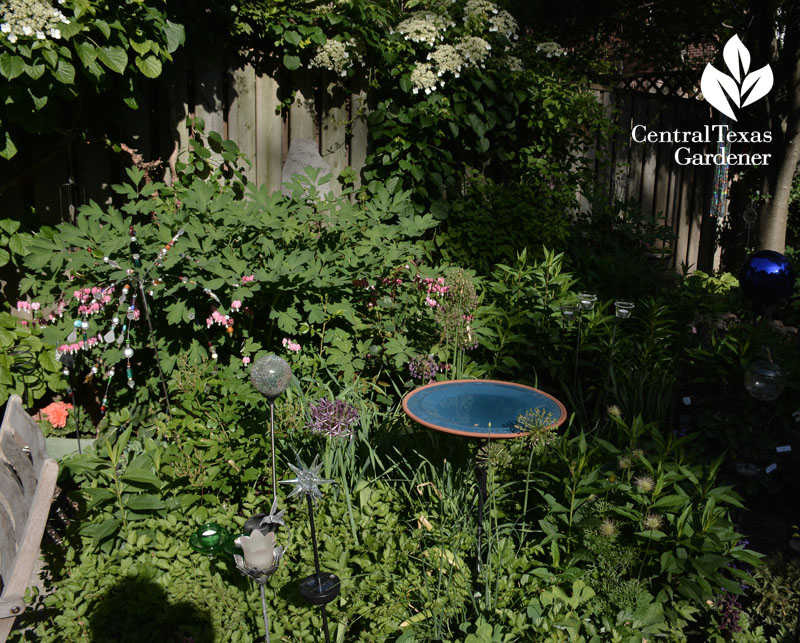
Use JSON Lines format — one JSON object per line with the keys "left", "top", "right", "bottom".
{"left": 250, "top": 354, "right": 292, "bottom": 504}
{"left": 250, "top": 354, "right": 293, "bottom": 400}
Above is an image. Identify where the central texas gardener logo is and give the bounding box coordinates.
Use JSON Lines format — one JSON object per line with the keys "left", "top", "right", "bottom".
{"left": 700, "top": 35, "right": 773, "bottom": 121}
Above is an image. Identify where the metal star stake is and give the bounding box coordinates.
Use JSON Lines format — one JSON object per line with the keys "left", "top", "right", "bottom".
{"left": 280, "top": 455, "right": 334, "bottom": 504}
{"left": 280, "top": 454, "right": 339, "bottom": 643}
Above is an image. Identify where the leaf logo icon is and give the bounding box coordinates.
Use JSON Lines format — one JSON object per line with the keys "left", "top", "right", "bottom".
{"left": 700, "top": 35, "right": 773, "bottom": 121}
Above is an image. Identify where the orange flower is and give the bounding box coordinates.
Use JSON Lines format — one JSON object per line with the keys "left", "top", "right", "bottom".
{"left": 41, "top": 401, "right": 73, "bottom": 428}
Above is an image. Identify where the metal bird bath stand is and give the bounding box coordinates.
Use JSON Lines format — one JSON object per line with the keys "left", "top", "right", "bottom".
{"left": 402, "top": 380, "right": 567, "bottom": 575}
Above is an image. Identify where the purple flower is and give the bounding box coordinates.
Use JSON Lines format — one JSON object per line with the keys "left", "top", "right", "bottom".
{"left": 717, "top": 593, "right": 743, "bottom": 634}
{"left": 307, "top": 398, "right": 359, "bottom": 438}
{"left": 409, "top": 354, "right": 439, "bottom": 383}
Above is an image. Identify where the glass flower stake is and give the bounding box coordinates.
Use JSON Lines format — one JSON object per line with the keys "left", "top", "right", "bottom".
{"left": 280, "top": 455, "right": 339, "bottom": 643}
{"left": 189, "top": 522, "right": 232, "bottom": 556}
{"left": 233, "top": 498, "right": 286, "bottom": 643}
{"left": 572, "top": 293, "right": 596, "bottom": 392}
{"left": 559, "top": 302, "right": 578, "bottom": 325}
{"left": 607, "top": 300, "right": 635, "bottom": 388}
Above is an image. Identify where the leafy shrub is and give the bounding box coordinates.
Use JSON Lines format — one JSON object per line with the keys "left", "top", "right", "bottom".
{"left": 436, "top": 179, "right": 572, "bottom": 276}
{"left": 18, "top": 136, "right": 449, "bottom": 410}
{"left": 0, "top": 0, "right": 185, "bottom": 158}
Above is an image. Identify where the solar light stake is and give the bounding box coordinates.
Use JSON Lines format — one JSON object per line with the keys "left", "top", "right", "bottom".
{"left": 281, "top": 455, "right": 340, "bottom": 643}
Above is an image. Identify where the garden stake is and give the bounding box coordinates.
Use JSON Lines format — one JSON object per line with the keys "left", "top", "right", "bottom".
{"left": 574, "top": 293, "right": 596, "bottom": 392}
{"left": 475, "top": 460, "right": 488, "bottom": 575}
{"left": 250, "top": 355, "right": 292, "bottom": 503}
{"left": 280, "top": 455, "right": 339, "bottom": 643}
{"left": 233, "top": 504, "right": 285, "bottom": 643}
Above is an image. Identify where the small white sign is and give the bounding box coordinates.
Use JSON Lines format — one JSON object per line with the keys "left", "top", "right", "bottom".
{"left": 765, "top": 463, "right": 777, "bottom": 474}
{"left": 776, "top": 445, "right": 792, "bottom": 453}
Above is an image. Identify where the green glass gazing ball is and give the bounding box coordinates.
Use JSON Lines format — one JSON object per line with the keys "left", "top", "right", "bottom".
{"left": 250, "top": 354, "right": 292, "bottom": 399}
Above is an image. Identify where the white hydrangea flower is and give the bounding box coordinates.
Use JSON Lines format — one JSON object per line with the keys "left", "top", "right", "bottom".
{"left": 503, "top": 55, "right": 523, "bottom": 72}
{"left": 410, "top": 62, "right": 439, "bottom": 95}
{"left": 310, "top": 38, "right": 357, "bottom": 77}
{"left": 488, "top": 10, "right": 517, "bottom": 40}
{"left": 456, "top": 36, "right": 491, "bottom": 66}
{"left": 1, "top": 0, "right": 72, "bottom": 43}
{"left": 535, "top": 41, "right": 566, "bottom": 58}
{"left": 428, "top": 43, "right": 464, "bottom": 77}
{"left": 464, "top": 0, "right": 498, "bottom": 22}
{"left": 395, "top": 11, "right": 453, "bottom": 47}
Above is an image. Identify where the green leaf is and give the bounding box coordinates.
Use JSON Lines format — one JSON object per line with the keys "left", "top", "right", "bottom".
{"left": 54, "top": 59, "right": 75, "bottom": 84}
{"left": 25, "top": 63, "right": 46, "bottom": 80}
{"left": 41, "top": 48, "right": 58, "bottom": 68}
{"left": 0, "top": 53, "right": 25, "bottom": 80}
{"left": 283, "top": 31, "right": 302, "bottom": 46}
{"left": 0, "top": 131, "right": 17, "bottom": 160}
{"left": 283, "top": 54, "right": 301, "bottom": 71}
{"left": 130, "top": 39, "right": 151, "bottom": 55}
{"left": 121, "top": 469, "right": 163, "bottom": 489}
{"left": 135, "top": 55, "right": 162, "bottom": 78}
{"left": 74, "top": 41, "right": 97, "bottom": 68}
{"left": 82, "top": 517, "right": 121, "bottom": 546}
{"left": 125, "top": 494, "right": 166, "bottom": 511}
{"left": 94, "top": 19, "right": 111, "bottom": 39}
{"left": 163, "top": 20, "right": 185, "bottom": 53}
{"left": 96, "top": 46, "right": 127, "bottom": 74}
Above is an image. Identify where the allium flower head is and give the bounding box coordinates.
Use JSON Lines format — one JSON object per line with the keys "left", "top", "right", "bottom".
{"left": 307, "top": 397, "right": 359, "bottom": 438}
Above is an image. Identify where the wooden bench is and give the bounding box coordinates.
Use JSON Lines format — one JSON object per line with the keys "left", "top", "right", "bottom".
{"left": 0, "top": 395, "right": 58, "bottom": 641}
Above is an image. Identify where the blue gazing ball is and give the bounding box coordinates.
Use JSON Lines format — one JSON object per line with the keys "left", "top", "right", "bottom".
{"left": 739, "top": 250, "right": 795, "bottom": 306}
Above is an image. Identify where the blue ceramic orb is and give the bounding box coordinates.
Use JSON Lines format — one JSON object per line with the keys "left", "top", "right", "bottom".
{"left": 739, "top": 250, "right": 795, "bottom": 305}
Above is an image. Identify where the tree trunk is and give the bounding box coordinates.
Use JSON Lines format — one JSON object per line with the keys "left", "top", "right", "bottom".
{"left": 759, "top": 128, "right": 800, "bottom": 252}
{"left": 757, "top": 0, "right": 800, "bottom": 252}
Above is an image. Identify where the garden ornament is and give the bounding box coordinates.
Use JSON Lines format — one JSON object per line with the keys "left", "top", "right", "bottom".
{"left": 281, "top": 455, "right": 339, "bottom": 643}
{"left": 739, "top": 250, "right": 795, "bottom": 308}
{"left": 250, "top": 354, "right": 293, "bottom": 504}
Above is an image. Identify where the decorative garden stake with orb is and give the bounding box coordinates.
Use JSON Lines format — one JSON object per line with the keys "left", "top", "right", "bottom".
{"left": 739, "top": 250, "right": 795, "bottom": 315}
{"left": 280, "top": 455, "right": 339, "bottom": 643}
{"left": 250, "top": 354, "right": 293, "bottom": 504}
{"left": 738, "top": 251, "right": 793, "bottom": 401}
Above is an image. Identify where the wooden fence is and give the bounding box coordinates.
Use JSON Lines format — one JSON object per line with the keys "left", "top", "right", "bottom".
{"left": 586, "top": 83, "right": 722, "bottom": 273}
{"left": 0, "top": 58, "right": 725, "bottom": 272}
